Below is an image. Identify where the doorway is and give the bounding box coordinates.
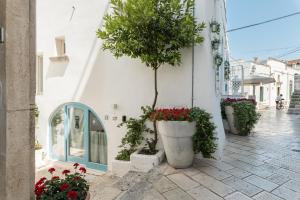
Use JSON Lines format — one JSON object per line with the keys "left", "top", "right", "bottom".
{"left": 49, "top": 103, "right": 107, "bottom": 171}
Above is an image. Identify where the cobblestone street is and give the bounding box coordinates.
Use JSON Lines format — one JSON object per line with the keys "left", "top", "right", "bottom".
{"left": 111, "top": 109, "right": 300, "bottom": 200}
{"left": 36, "top": 109, "right": 300, "bottom": 200}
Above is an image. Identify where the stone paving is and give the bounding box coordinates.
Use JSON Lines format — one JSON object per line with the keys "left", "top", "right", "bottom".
{"left": 36, "top": 110, "right": 300, "bottom": 199}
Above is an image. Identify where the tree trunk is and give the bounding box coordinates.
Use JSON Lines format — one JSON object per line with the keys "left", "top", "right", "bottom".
{"left": 152, "top": 67, "right": 159, "bottom": 151}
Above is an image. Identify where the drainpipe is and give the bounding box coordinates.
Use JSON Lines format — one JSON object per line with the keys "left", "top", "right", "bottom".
{"left": 191, "top": 4, "right": 195, "bottom": 108}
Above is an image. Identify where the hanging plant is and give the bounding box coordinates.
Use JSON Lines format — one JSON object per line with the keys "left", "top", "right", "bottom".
{"left": 224, "top": 60, "right": 231, "bottom": 80}
{"left": 211, "top": 38, "right": 220, "bottom": 51}
{"left": 214, "top": 54, "right": 223, "bottom": 67}
{"left": 210, "top": 21, "right": 221, "bottom": 34}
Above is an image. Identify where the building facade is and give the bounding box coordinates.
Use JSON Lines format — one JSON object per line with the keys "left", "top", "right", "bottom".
{"left": 36, "top": 0, "right": 229, "bottom": 171}
{"left": 230, "top": 58, "right": 300, "bottom": 108}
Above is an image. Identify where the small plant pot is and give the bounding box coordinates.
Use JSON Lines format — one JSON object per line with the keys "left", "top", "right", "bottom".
{"left": 225, "top": 106, "right": 239, "bottom": 135}
{"left": 130, "top": 149, "right": 165, "bottom": 173}
{"left": 158, "top": 121, "right": 196, "bottom": 169}
{"left": 112, "top": 159, "right": 131, "bottom": 177}
{"left": 35, "top": 149, "right": 45, "bottom": 168}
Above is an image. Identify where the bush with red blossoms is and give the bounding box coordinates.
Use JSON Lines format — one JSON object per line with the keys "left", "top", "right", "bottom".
{"left": 151, "top": 108, "right": 193, "bottom": 121}
{"left": 221, "top": 98, "right": 257, "bottom": 119}
{"left": 35, "top": 163, "right": 89, "bottom": 200}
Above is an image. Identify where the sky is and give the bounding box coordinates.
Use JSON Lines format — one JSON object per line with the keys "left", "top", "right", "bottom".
{"left": 227, "top": 0, "right": 300, "bottom": 61}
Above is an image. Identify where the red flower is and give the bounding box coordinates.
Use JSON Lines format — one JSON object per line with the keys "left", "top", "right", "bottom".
{"left": 35, "top": 183, "right": 45, "bottom": 197}
{"left": 73, "top": 176, "right": 81, "bottom": 181}
{"left": 36, "top": 177, "right": 47, "bottom": 186}
{"left": 48, "top": 167, "right": 56, "bottom": 174}
{"left": 73, "top": 163, "right": 80, "bottom": 169}
{"left": 79, "top": 167, "right": 87, "bottom": 173}
{"left": 67, "top": 191, "right": 78, "bottom": 199}
{"left": 60, "top": 183, "right": 69, "bottom": 191}
{"left": 52, "top": 176, "right": 60, "bottom": 180}
{"left": 62, "top": 169, "right": 71, "bottom": 175}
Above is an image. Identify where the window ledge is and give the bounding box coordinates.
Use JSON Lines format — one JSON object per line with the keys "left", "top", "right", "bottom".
{"left": 49, "top": 55, "right": 69, "bottom": 62}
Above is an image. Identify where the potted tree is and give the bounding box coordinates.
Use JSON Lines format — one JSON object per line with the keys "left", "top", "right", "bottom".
{"left": 35, "top": 163, "right": 90, "bottom": 200}
{"left": 154, "top": 108, "right": 217, "bottom": 168}
{"left": 98, "top": 0, "right": 206, "bottom": 170}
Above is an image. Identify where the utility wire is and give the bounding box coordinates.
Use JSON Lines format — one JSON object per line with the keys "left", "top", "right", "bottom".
{"left": 227, "top": 11, "right": 300, "bottom": 32}
{"left": 276, "top": 46, "right": 300, "bottom": 58}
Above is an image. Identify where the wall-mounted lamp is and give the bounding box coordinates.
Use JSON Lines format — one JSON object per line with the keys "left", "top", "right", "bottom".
{"left": 0, "top": 27, "right": 4, "bottom": 43}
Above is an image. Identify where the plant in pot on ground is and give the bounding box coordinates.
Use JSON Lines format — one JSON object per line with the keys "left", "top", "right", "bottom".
{"left": 221, "top": 98, "right": 260, "bottom": 136}
{"left": 35, "top": 163, "right": 89, "bottom": 200}
{"left": 153, "top": 108, "right": 217, "bottom": 168}
{"left": 97, "top": 0, "right": 206, "bottom": 155}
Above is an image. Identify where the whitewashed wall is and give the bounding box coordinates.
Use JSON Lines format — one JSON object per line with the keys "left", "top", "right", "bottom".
{"left": 36, "top": 0, "right": 227, "bottom": 169}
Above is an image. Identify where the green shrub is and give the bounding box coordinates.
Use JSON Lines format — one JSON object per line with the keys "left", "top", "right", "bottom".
{"left": 190, "top": 108, "right": 217, "bottom": 158}
{"left": 232, "top": 102, "right": 260, "bottom": 136}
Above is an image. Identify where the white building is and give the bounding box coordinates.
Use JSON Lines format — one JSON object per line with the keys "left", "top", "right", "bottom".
{"left": 230, "top": 58, "right": 300, "bottom": 108}
{"left": 36, "top": 0, "right": 229, "bottom": 171}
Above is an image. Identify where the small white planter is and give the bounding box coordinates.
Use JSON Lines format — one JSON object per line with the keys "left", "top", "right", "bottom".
{"left": 158, "top": 121, "right": 196, "bottom": 169}
{"left": 35, "top": 149, "right": 45, "bottom": 168}
{"left": 225, "top": 106, "right": 239, "bottom": 135}
{"left": 130, "top": 149, "right": 165, "bottom": 173}
{"left": 111, "top": 159, "right": 131, "bottom": 177}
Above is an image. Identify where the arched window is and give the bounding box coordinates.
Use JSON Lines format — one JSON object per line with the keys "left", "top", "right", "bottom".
{"left": 49, "top": 103, "right": 107, "bottom": 171}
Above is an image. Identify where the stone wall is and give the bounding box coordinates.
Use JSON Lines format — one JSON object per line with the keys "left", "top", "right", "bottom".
{"left": 0, "top": 0, "right": 36, "bottom": 199}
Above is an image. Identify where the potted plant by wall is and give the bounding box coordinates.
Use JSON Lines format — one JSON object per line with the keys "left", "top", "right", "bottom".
{"left": 214, "top": 54, "right": 223, "bottom": 68}
{"left": 98, "top": 0, "right": 206, "bottom": 168}
{"left": 222, "top": 98, "right": 259, "bottom": 136}
{"left": 35, "top": 164, "right": 90, "bottom": 200}
{"left": 224, "top": 60, "right": 231, "bottom": 81}
{"left": 112, "top": 116, "right": 145, "bottom": 176}
{"left": 211, "top": 38, "right": 220, "bottom": 51}
{"left": 153, "top": 108, "right": 217, "bottom": 168}
{"left": 210, "top": 20, "right": 221, "bottom": 34}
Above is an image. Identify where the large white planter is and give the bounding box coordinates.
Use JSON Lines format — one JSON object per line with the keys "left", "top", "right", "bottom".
{"left": 222, "top": 119, "right": 230, "bottom": 132}
{"left": 130, "top": 149, "right": 165, "bottom": 173}
{"left": 158, "top": 121, "right": 196, "bottom": 169}
{"left": 225, "top": 106, "right": 239, "bottom": 135}
{"left": 111, "top": 159, "right": 131, "bottom": 177}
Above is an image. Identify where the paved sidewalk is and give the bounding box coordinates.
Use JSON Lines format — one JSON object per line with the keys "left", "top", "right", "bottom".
{"left": 36, "top": 110, "right": 300, "bottom": 199}
{"left": 115, "top": 110, "right": 300, "bottom": 200}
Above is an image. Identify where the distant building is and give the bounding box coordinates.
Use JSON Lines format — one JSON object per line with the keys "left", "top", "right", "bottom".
{"left": 229, "top": 58, "right": 300, "bottom": 109}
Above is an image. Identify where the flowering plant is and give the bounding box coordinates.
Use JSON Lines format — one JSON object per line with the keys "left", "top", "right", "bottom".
{"left": 222, "top": 98, "right": 257, "bottom": 105}
{"left": 35, "top": 163, "right": 89, "bottom": 200}
{"left": 151, "top": 108, "right": 192, "bottom": 121}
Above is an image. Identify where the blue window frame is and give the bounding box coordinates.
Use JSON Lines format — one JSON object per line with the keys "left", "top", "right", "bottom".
{"left": 49, "top": 103, "right": 107, "bottom": 171}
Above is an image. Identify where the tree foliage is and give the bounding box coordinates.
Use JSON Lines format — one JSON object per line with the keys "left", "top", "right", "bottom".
{"left": 97, "top": 0, "right": 205, "bottom": 68}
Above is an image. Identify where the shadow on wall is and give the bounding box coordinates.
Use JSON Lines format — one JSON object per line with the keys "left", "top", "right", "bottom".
{"left": 46, "top": 60, "right": 69, "bottom": 78}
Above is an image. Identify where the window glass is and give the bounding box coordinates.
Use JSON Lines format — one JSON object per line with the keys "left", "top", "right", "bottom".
{"left": 89, "top": 111, "right": 107, "bottom": 165}
{"left": 51, "top": 106, "right": 65, "bottom": 158}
